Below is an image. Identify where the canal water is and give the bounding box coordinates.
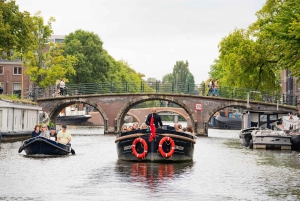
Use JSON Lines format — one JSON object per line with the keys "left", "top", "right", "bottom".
{"left": 1, "top": 129, "right": 300, "bottom": 200}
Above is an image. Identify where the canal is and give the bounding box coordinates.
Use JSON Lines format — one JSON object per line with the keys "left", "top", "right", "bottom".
{"left": 1, "top": 129, "right": 300, "bottom": 200}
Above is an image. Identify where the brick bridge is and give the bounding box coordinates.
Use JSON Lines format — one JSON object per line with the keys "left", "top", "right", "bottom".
{"left": 127, "top": 107, "right": 190, "bottom": 124}
{"left": 37, "top": 93, "right": 298, "bottom": 136}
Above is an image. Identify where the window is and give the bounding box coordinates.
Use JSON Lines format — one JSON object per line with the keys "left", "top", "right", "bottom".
{"left": 13, "top": 66, "right": 22, "bottom": 75}
{"left": 13, "top": 83, "right": 21, "bottom": 90}
{"left": 0, "top": 66, "right": 3, "bottom": 74}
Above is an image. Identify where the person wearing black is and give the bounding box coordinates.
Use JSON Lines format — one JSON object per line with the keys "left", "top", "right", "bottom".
{"left": 32, "top": 125, "right": 41, "bottom": 137}
{"left": 145, "top": 108, "right": 163, "bottom": 128}
{"left": 49, "top": 127, "right": 57, "bottom": 141}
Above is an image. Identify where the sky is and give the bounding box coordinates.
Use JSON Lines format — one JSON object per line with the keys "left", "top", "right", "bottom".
{"left": 16, "top": 0, "right": 266, "bottom": 84}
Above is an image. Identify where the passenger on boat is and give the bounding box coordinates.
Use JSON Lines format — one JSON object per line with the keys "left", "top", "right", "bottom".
{"left": 132, "top": 123, "right": 139, "bottom": 130}
{"left": 57, "top": 125, "right": 71, "bottom": 145}
{"left": 173, "top": 123, "right": 179, "bottom": 131}
{"left": 49, "top": 127, "right": 57, "bottom": 141}
{"left": 40, "top": 125, "right": 50, "bottom": 139}
{"left": 145, "top": 108, "right": 163, "bottom": 128}
{"left": 185, "top": 125, "right": 195, "bottom": 135}
{"left": 127, "top": 125, "right": 133, "bottom": 132}
{"left": 32, "top": 125, "right": 41, "bottom": 138}
{"left": 121, "top": 125, "right": 127, "bottom": 132}
{"left": 140, "top": 123, "right": 148, "bottom": 130}
{"left": 177, "top": 124, "right": 183, "bottom": 132}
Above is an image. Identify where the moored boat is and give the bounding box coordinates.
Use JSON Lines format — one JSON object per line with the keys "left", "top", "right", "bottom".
{"left": 239, "top": 127, "right": 259, "bottom": 146}
{"left": 18, "top": 136, "right": 75, "bottom": 155}
{"left": 115, "top": 129, "right": 196, "bottom": 162}
{"left": 57, "top": 106, "right": 91, "bottom": 124}
{"left": 251, "top": 129, "right": 292, "bottom": 150}
{"left": 213, "top": 111, "right": 242, "bottom": 130}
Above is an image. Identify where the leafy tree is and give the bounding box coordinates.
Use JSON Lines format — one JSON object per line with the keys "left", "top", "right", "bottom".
{"left": 210, "top": 28, "right": 281, "bottom": 91}
{"left": 0, "top": 0, "right": 35, "bottom": 58}
{"left": 250, "top": 0, "right": 300, "bottom": 81}
{"left": 64, "top": 29, "right": 110, "bottom": 83}
{"left": 24, "top": 13, "right": 77, "bottom": 87}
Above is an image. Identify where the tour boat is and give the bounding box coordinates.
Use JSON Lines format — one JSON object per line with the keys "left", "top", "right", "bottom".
{"left": 115, "top": 128, "right": 196, "bottom": 162}
{"left": 250, "top": 129, "right": 292, "bottom": 150}
{"left": 57, "top": 106, "right": 91, "bottom": 124}
{"left": 279, "top": 115, "right": 300, "bottom": 150}
{"left": 18, "top": 136, "right": 75, "bottom": 155}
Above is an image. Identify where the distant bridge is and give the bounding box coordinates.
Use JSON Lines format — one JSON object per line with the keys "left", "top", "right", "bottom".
{"left": 37, "top": 93, "right": 298, "bottom": 136}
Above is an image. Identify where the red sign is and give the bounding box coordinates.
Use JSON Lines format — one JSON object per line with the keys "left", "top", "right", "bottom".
{"left": 195, "top": 103, "right": 202, "bottom": 111}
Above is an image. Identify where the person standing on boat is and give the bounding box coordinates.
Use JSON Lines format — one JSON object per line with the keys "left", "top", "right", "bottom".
{"left": 57, "top": 125, "right": 71, "bottom": 145}
{"left": 145, "top": 108, "right": 163, "bottom": 128}
{"left": 40, "top": 125, "right": 50, "bottom": 139}
{"left": 49, "top": 127, "right": 57, "bottom": 141}
{"left": 32, "top": 125, "right": 41, "bottom": 138}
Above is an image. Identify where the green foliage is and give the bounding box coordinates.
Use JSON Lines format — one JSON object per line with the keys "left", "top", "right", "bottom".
{"left": 250, "top": 0, "right": 300, "bottom": 81}
{"left": 22, "top": 13, "right": 77, "bottom": 87}
{"left": 0, "top": 0, "right": 35, "bottom": 58}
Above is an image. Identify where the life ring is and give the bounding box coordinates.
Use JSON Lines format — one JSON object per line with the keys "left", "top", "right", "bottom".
{"left": 158, "top": 137, "right": 175, "bottom": 158}
{"left": 132, "top": 138, "right": 148, "bottom": 159}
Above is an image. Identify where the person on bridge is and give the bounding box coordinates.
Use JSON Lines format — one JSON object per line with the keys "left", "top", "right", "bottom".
{"left": 145, "top": 108, "right": 163, "bottom": 128}
{"left": 57, "top": 125, "right": 72, "bottom": 145}
{"left": 214, "top": 79, "right": 219, "bottom": 96}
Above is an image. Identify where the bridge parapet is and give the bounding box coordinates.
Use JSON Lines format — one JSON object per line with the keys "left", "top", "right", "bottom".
{"left": 37, "top": 93, "right": 298, "bottom": 136}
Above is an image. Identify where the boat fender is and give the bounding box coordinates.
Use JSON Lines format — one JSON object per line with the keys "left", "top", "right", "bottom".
{"left": 249, "top": 140, "right": 253, "bottom": 149}
{"left": 158, "top": 137, "right": 175, "bottom": 158}
{"left": 224, "top": 124, "right": 228, "bottom": 129}
{"left": 132, "top": 138, "right": 148, "bottom": 159}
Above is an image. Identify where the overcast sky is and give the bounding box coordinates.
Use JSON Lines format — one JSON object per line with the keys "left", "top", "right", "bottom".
{"left": 16, "top": 0, "right": 266, "bottom": 83}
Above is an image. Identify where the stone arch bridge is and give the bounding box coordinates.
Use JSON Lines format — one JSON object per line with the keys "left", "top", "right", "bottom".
{"left": 37, "top": 93, "right": 298, "bottom": 136}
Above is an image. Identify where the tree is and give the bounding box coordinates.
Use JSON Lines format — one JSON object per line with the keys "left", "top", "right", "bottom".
{"left": 24, "top": 13, "right": 77, "bottom": 87}
{"left": 210, "top": 28, "right": 281, "bottom": 91}
{"left": 250, "top": 0, "right": 300, "bottom": 81}
{"left": 0, "top": 0, "right": 35, "bottom": 58}
{"left": 63, "top": 30, "right": 110, "bottom": 83}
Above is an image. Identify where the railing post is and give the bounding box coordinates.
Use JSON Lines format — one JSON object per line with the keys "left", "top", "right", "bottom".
{"left": 156, "top": 81, "right": 159, "bottom": 93}
{"left": 172, "top": 82, "right": 174, "bottom": 94}
{"left": 125, "top": 82, "right": 128, "bottom": 92}
{"left": 110, "top": 81, "right": 113, "bottom": 93}
{"left": 140, "top": 81, "right": 143, "bottom": 93}
{"left": 187, "top": 83, "right": 190, "bottom": 94}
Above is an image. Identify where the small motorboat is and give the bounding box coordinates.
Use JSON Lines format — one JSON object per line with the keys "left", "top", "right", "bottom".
{"left": 251, "top": 129, "right": 292, "bottom": 150}
{"left": 18, "top": 136, "right": 75, "bottom": 155}
{"left": 239, "top": 127, "right": 259, "bottom": 146}
{"left": 115, "top": 128, "right": 196, "bottom": 162}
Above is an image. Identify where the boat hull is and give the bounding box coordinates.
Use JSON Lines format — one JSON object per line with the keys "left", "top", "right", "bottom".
{"left": 56, "top": 115, "right": 91, "bottom": 124}
{"left": 291, "top": 134, "right": 300, "bottom": 150}
{"left": 18, "top": 136, "right": 72, "bottom": 155}
{"left": 116, "top": 129, "right": 196, "bottom": 162}
{"left": 214, "top": 115, "right": 241, "bottom": 130}
{"left": 252, "top": 133, "right": 292, "bottom": 150}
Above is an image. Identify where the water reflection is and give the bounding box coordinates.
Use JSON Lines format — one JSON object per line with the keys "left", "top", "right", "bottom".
{"left": 115, "top": 161, "right": 194, "bottom": 190}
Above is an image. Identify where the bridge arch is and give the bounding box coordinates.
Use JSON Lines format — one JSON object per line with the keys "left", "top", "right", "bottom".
{"left": 48, "top": 99, "right": 108, "bottom": 127}
{"left": 115, "top": 96, "right": 196, "bottom": 132}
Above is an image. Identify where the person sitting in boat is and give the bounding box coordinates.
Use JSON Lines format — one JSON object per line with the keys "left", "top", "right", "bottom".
{"left": 127, "top": 125, "right": 133, "bottom": 132}
{"left": 145, "top": 107, "right": 163, "bottom": 128}
{"left": 40, "top": 125, "right": 50, "bottom": 139}
{"left": 32, "top": 125, "right": 41, "bottom": 138}
{"left": 121, "top": 125, "right": 127, "bottom": 133}
{"left": 140, "top": 123, "right": 148, "bottom": 130}
{"left": 185, "top": 125, "right": 195, "bottom": 135}
{"left": 49, "top": 127, "right": 57, "bottom": 141}
{"left": 177, "top": 124, "right": 184, "bottom": 132}
{"left": 57, "top": 125, "right": 71, "bottom": 145}
{"left": 132, "top": 123, "right": 139, "bottom": 130}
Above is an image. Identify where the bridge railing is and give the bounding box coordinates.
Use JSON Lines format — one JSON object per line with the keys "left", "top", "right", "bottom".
{"left": 27, "top": 82, "right": 298, "bottom": 107}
